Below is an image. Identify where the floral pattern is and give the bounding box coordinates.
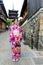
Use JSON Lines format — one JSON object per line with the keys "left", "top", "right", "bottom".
{"left": 10, "top": 25, "right": 22, "bottom": 60}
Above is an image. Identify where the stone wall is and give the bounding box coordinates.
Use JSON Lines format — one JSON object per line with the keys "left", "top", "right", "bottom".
{"left": 21, "top": 8, "right": 43, "bottom": 50}
{"left": 38, "top": 12, "right": 43, "bottom": 50}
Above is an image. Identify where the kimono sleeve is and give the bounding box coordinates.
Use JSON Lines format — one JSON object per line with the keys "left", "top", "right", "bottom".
{"left": 9, "top": 26, "right": 14, "bottom": 42}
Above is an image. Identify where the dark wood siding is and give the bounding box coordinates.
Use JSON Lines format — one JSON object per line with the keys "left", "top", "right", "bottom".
{"left": 27, "top": 0, "right": 41, "bottom": 19}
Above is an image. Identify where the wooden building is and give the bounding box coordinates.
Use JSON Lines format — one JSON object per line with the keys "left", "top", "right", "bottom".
{"left": 0, "top": 0, "right": 7, "bottom": 30}
{"left": 0, "top": 18, "right": 7, "bottom": 30}
{"left": 20, "top": 0, "right": 27, "bottom": 25}
{"left": 9, "top": 10, "right": 18, "bottom": 20}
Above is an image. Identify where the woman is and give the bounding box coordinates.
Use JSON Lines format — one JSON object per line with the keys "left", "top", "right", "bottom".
{"left": 10, "top": 17, "right": 22, "bottom": 61}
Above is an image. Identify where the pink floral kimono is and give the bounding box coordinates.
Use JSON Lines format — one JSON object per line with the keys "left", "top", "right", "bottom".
{"left": 10, "top": 25, "right": 22, "bottom": 61}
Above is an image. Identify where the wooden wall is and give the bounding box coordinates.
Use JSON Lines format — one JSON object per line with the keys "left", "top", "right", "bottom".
{"left": 0, "top": 22, "right": 6, "bottom": 30}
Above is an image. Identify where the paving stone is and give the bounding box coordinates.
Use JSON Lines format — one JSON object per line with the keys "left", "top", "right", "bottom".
{"left": 0, "top": 31, "right": 35, "bottom": 65}
{"left": 33, "top": 57, "right": 43, "bottom": 65}
{"left": 0, "top": 31, "right": 43, "bottom": 65}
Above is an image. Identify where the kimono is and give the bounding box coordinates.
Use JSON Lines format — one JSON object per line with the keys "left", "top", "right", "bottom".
{"left": 10, "top": 25, "right": 22, "bottom": 61}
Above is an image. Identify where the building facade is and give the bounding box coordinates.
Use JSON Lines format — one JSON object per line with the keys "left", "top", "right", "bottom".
{"left": 9, "top": 10, "right": 18, "bottom": 20}
{"left": 0, "top": 0, "right": 7, "bottom": 30}
{"left": 27, "top": 0, "right": 43, "bottom": 19}
{"left": 21, "top": 0, "right": 43, "bottom": 50}
{"left": 20, "top": 0, "right": 27, "bottom": 25}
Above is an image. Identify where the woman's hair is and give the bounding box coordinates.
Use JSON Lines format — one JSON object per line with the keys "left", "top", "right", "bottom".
{"left": 12, "top": 17, "right": 18, "bottom": 22}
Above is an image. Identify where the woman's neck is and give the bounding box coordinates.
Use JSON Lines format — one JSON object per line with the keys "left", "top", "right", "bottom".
{"left": 14, "top": 24, "right": 17, "bottom": 25}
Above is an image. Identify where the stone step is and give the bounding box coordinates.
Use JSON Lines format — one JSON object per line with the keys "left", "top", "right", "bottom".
{"left": 34, "top": 51, "right": 43, "bottom": 56}
{"left": 21, "top": 40, "right": 37, "bottom": 58}
{"left": 32, "top": 51, "right": 43, "bottom": 65}
{"left": 33, "top": 57, "right": 43, "bottom": 65}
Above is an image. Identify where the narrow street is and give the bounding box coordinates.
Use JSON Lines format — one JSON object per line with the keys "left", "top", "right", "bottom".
{"left": 0, "top": 31, "right": 43, "bottom": 65}
{"left": 0, "top": 0, "right": 43, "bottom": 65}
{"left": 0, "top": 31, "right": 35, "bottom": 65}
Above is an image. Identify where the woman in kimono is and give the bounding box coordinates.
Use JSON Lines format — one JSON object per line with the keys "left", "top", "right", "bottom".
{"left": 10, "top": 17, "right": 22, "bottom": 61}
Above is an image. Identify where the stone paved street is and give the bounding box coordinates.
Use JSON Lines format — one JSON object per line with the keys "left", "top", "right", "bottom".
{"left": 0, "top": 31, "right": 43, "bottom": 65}
{"left": 0, "top": 31, "right": 36, "bottom": 65}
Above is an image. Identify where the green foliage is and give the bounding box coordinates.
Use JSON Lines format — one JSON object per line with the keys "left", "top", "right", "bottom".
{"left": 6, "top": 19, "right": 11, "bottom": 26}
{"left": 4, "top": 18, "right": 12, "bottom": 26}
